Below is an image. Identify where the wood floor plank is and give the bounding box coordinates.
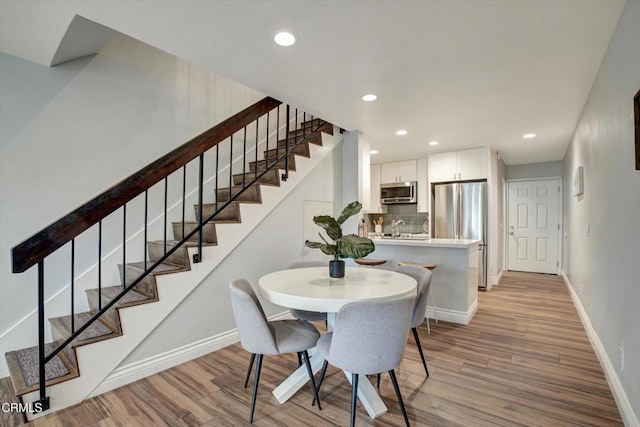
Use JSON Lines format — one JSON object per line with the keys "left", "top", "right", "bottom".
{"left": 0, "top": 271, "right": 624, "bottom": 426}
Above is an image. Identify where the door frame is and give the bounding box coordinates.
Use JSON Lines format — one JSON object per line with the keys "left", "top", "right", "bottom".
{"left": 505, "top": 177, "right": 563, "bottom": 274}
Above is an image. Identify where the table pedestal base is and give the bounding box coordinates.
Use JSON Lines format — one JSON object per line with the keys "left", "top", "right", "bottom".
{"left": 271, "top": 313, "right": 388, "bottom": 419}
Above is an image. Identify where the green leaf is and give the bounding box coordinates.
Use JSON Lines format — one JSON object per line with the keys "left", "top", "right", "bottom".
{"left": 336, "top": 201, "right": 362, "bottom": 225}
{"left": 336, "top": 235, "right": 375, "bottom": 259}
{"left": 312, "top": 215, "right": 342, "bottom": 241}
{"left": 305, "top": 240, "right": 337, "bottom": 256}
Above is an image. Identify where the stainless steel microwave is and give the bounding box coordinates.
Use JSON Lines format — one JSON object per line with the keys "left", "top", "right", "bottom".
{"left": 381, "top": 181, "right": 417, "bottom": 204}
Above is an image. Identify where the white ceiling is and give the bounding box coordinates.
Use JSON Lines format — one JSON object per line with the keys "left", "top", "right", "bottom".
{"left": 0, "top": 0, "right": 627, "bottom": 165}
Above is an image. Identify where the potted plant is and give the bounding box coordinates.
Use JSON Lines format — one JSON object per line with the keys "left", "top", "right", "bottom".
{"left": 305, "top": 201, "right": 375, "bottom": 278}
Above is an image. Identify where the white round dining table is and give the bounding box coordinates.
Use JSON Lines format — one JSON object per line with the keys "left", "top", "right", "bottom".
{"left": 258, "top": 266, "right": 417, "bottom": 419}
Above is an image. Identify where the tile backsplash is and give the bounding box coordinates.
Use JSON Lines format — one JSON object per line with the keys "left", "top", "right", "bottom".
{"left": 365, "top": 204, "right": 429, "bottom": 235}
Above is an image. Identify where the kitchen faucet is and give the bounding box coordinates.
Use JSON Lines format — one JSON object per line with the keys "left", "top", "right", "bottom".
{"left": 391, "top": 219, "right": 405, "bottom": 238}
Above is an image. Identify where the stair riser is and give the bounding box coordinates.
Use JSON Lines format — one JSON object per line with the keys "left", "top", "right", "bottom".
{"left": 265, "top": 143, "right": 310, "bottom": 159}
{"left": 119, "top": 264, "right": 158, "bottom": 299}
{"left": 85, "top": 292, "right": 121, "bottom": 332}
{"left": 276, "top": 134, "right": 321, "bottom": 148}
{"left": 172, "top": 221, "right": 218, "bottom": 243}
{"left": 49, "top": 327, "right": 80, "bottom": 374}
{"left": 215, "top": 185, "right": 261, "bottom": 203}
{"left": 250, "top": 155, "right": 296, "bottom": 173}
{"left": 233, "top": 169, "right": 280, "bottom": 187}
{"left": 287, "top": 124, "right": 331, "bottom": 140}
{"left": 147, "top": 241, "right": 190, "bottom": 268}
{"left": 195, "top": 202, "right": 241, "bottom": 223}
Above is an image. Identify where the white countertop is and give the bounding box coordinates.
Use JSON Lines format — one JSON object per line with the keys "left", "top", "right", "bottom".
{"left": 371, "top": 237, "right": 480, "bottom": 248}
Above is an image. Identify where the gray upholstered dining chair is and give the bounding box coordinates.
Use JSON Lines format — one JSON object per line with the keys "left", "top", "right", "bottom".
{"left": 287, "top": 261, "right": 327, "bottom": 322}
{"left": 314, "top": 293, "right": 416, "bottom": 427}
{"left": 229, "top": 279, "right": 323, "bottom": 423}
{"left": 397, "top": 265, "right": 433, "bottom": 378}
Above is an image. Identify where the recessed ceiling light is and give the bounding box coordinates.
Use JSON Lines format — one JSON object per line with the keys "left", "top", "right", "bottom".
{"left": 523, "top": 133, "right": 536, "bottom": 139}
{"left": 274, "top": 32, "right": 296, "bottom": 47}
{"left": 429, "top": 141, "right": 439, "bottom": 146}
{"left": 396, "top": 130, "right": 408, "bottom": 136}
{"left": 370, "top": 150, "right": 379, "bottom": 154}
{"left": 362, "top": 94, "right": 377, "bottom": 102}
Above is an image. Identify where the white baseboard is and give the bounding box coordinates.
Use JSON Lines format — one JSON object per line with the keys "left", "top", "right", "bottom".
{"left": 90, "top": 311, "right": 291, "bottom": 397}
{"left": 561, "top": 272, "right": 639, "bottom": 427}
{"left": 427, "top": 299, "right": 477, "bottom": 326}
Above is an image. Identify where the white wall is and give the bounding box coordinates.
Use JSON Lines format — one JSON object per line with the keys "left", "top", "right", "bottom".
{"left": 488, "top": 148, "right": 506, "bottom": 288}
{"left": 0, "top": 33, "right": 265, "bottom": 377}
{"left": 506, "top": 161, "right": 563, "bottom": 180}
{"left": 122, "top": 149, "right": 343, "bottom": 364}
{"left": 563, "top": 1, "right": 640, "bottom": 423}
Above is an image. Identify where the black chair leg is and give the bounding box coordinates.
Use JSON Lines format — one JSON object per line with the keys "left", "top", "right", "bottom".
{"left": 350, "top": 373, "right": 359, "bottom": 427}
{"left": 301, "top": 351, "right": 322, "bottom": 410}
{"left": 249, "top": 354, "right": 263, "bottom": 423}
{"left": 389, "top": 369, "right": 410, "bottom": 427}
{"left": 312, "top": 360, "right": 329, "bottom": 406}
{"left": 377, "top": 373, "right": 381, "bottom": 389}
{"left": 412, "top": 327, "right": 429, "bottom": 377}
{"left": 244, "top": 353, "right": 255, "bottom": 388}
{"left": 297, "top": 352, "right": 303, "bottom": 367}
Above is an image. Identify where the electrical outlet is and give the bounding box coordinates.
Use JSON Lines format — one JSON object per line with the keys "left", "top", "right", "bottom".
{"left": 620, "top": 346, "right": 624, "bottom": 372}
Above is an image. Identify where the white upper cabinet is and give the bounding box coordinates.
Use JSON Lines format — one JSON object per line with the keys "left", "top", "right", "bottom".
{"left": 429, "top": 148, "right": 487, "bottom": 182}
{"left": 416, "top": 158, "right": 428, "bottom": 213}
{"left": 381, "top": 160, "right": 417, "bottom": 183}
{"left": 366, "top": 163, "right": 387, "bottom": 213}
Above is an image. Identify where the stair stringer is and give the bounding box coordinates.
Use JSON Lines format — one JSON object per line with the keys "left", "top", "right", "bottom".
{"left": 21, "top": 126, "right": 342, "bottom": 420}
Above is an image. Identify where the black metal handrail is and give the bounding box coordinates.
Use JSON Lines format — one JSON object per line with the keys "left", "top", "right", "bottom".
{"left": 10, "top": 96, "right": 329, "bottom": 412}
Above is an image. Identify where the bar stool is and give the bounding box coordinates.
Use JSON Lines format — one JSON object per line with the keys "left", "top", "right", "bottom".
{"left": 354, "top": 258, "right": 388, "bottom": 267}
{"left": 397, "top": 261, "right": 438, "bottom": 333}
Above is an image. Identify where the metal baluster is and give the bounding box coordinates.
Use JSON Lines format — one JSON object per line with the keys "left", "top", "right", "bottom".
{"left": 182, "top": 165, "right": 186, "bottom": 243}
{"left": 164, "top": 177, "right": 168, "bottom": 255}
{"left": 215, "top": 145, "right": 220, "bottom": 211}
{"left": 254, "top": 118, "right": 259, "bottom": 179}
{"left": 37, "top": 260, "right": 49, "bottom": 411}
{"left": 276, "top": 105, "right": 280, "bottom": 163}
{"left": 242, "top": 126, "right": 247, "bottom": 189}
{"left": 195, "top": 153, "right": 204, "bottom": 263}
{"left": 266, "top": 111, "right": 270, "bottom": 168}
{"left": 98, "top": 220, "right": 102, "bottom": 310}
{"left": 229, "top": 134, "right": 233, "bottom": 198}
{"left": 144, "top": 190, "right": 148, "bottom": 270}
{"left": 283, "top": 105, "right": 290, "bottom": 181}
{"left": 71, "top": 239, "right": 75, "bottom": 334}
{"left": 122, "top": 204, "right": 126, "bottom": 289}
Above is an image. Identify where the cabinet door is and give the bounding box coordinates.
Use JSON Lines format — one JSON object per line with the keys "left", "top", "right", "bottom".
{"left": 397, "top": 160, "right": 417, "bottom": 182}
{"left": 416, "top": 158, "right": 428, "bottom": 213}
{"left": 429, "top": 152, "right": 457, "bottom": 182}
{"left": 380, "top": 162, "right": 399, "bottom": 183}
{"left": 458, "top": 148, "right": 487, "bottom": 180}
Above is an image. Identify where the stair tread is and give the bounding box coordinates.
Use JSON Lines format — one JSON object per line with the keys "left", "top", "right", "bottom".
{"left": 126, "top": 261, "right": 187, "bottom": 275}
{"left": 6, "top": 343, "right": 77, "bottom": 392}
{"left": 52, "top": 312, "right": 117, "bottom": 343}
{"left": 152, "top": 238, "right": 216, "bottom": 247}
{"left": 87, "top": 285, "right": 151, "bottom": 305}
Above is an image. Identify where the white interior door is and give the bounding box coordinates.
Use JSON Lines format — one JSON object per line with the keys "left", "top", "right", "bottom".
{"left": 507, "top": 179, "right": 561, "bottom": 274}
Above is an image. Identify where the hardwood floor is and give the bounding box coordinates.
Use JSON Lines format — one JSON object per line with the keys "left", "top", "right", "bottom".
{"left": 1, "top": 272, "right": 623, "bottom": 426}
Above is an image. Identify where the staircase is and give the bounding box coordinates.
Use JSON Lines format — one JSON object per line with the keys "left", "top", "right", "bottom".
{"left": 5, "top": 98, "right": 337, "bottom": 420}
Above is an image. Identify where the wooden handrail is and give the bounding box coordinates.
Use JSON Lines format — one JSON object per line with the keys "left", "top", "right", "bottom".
{"left": 12, "top": 96, "right": 282, "bottom": 273}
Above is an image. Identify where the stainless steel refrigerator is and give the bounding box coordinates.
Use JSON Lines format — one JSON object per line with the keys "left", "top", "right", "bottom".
{"left": 432, "top": 181, "right": 488, "bottom": 289}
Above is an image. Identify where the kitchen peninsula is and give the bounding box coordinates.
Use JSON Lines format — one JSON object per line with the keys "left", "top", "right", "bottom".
{"left": 361, "top": 237, "right": 480, "bottom": 325}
